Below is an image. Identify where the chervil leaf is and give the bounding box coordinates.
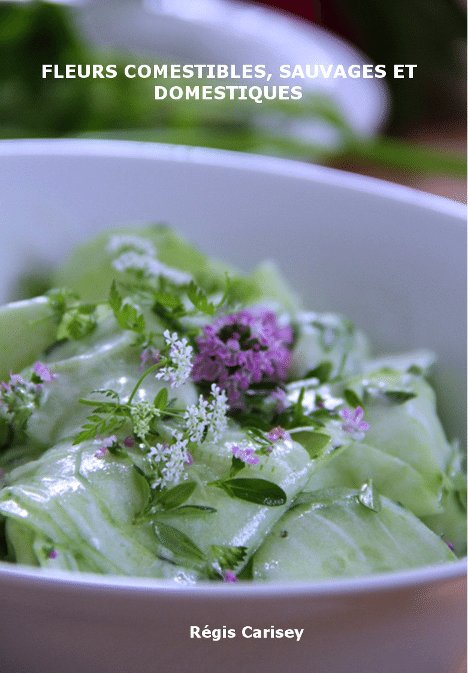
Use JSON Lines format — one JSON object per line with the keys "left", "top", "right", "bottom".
{"left": 187, "top": 281, "right": 216, "bottom": 315}
{"left": 210, "top": 544, "right": 247, "bottom": 570}
{"left": 109, "top": 281, "right": 146, "bottom": 333}
{"left": 109, "top": 280, "right": 122, "bottom": 312}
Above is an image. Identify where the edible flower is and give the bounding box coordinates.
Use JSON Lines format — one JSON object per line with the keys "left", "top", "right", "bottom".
{"left": 156, "top": 330, "right": 193, "bottom": 388}
{"left": 33, "top": 361, "right": 54, "bottom": 382}
{"left": 232, "top": 445, "right": 259, "bottom": 465}
{"left": 268, "top": 426, "right": 291, "bottom": 443}
{"left": 224, "top": 570, "right": 238, "bottom": 583}
{"left": 94, "top": 435, "right": 118, "bottom": 458}
{"left": 192, "top": 308, "right": 293, "bottom": 408}
{"left": 183, "top": 384, "right": 229, "bottom": 443}
{"left": 340, "top": 406, "right": 369, "bottom": 441}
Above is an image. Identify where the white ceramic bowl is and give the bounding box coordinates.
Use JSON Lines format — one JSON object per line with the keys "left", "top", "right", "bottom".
{"left": 0, "top": 139, "right": 465, "bottom": 673}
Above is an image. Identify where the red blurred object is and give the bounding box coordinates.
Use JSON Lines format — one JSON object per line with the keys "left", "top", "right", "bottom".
{"left": 246, "top": 1, "right": 356, "bottom": 43}
{"left": 252, "top": 1, "right": 317, "bottom": 21}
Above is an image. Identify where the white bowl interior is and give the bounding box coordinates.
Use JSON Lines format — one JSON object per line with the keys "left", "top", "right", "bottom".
{"left": 0, "top": 140, "right": 465, "bottom": 673}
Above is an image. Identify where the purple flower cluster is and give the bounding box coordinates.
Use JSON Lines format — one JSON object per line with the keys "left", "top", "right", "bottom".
{"left": 191, "top": 308, "right": 293, "bottom": 408}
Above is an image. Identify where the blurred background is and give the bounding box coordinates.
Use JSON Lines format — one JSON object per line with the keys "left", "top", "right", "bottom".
{"left": 0, "top": 0, "right": 466, "bottom": 201}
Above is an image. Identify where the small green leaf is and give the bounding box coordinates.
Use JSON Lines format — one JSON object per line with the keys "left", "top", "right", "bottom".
{"left": 57, "top": 308, "right": 97, "bottom": 340}
{"left": 153, "top": 521, "right": 207, "bottom": 563}
{"left": 229, "top": 455, "right": 246, "bottom": 478}
{"left": 155, "top": 481, "right": 197, "bottom": 510}
{"left": 156, "top": 505, "right": 217, "bottom": 517}
{"left": 384, "top": 390, "right": 417, "bottom": 405}
{"left": 292, "top": 430, "right": 331, "bottom": 459}
{"left": 358, "top": 480, "right": 382, "bottom": 512}
{"left": 344, "top": 388, "right": 364, "bottom": 409}
{"left": 212, "top": 478, "right": 287, "bottom": 506}
{"left": 152, "top": 291, "right": 184, "bottom": 310}
{"left": 187, "top": 281, "right": 216, "bottom": 315}
{"left": 236, "top": 555, "right": 254, "bottom": 580}
{"left": 406, "top": 365, "right": 423, "bottom": 376}
{"left": 153, "top": 387, "right": 168, "bottom": 412}
{"left": 109, "top": 281, "right": 122, "bottom": 312}
{"left": 109, "top": 282, "right": 146, "bottom": 333}
{"left": 305, "top": 361, "right": 333, "bottom": 383}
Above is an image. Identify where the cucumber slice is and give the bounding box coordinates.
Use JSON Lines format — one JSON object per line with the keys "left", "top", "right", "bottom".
{"left": 253, "top": 488, "right": 457, "bottom": 581}
{"left": 0, "top": 438, "right": 199, "bottom": 582}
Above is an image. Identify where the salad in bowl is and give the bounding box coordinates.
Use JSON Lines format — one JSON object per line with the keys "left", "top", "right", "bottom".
{"left": 0, "top": 223, "right": 465, "bottom": 583}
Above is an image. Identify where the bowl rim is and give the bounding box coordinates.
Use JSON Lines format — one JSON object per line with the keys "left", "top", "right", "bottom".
{"left": 0, "top": 138, "right": 465, "bottom": 220}
{"left": 0, "top": 557, "right": 466, "bottom": 598}
{"left": 0, "top": 138, "right": 465, "bottom": 596}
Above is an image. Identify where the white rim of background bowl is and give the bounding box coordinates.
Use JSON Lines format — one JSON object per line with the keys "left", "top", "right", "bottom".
{"left": 0, "top": 138, "right": 465, "bottom": 597}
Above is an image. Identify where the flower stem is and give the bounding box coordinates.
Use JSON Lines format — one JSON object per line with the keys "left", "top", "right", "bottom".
{"left": 128, "top": 359, "right": 167, "bottom": 404}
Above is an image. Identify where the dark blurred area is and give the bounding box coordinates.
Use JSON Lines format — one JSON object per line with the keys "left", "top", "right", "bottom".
{"left": 252, "top": 0, "right": 467, "bottom": 202}
{"left": 251, "top": 0, "right": 467, "bottom": 133}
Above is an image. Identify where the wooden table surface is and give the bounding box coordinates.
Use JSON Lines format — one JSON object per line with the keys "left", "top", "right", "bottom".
{"left": 328, "top": 125, "right": 466, "bottom": 205}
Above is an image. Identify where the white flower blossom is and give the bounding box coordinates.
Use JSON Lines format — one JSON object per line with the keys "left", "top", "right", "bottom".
{"left": 156, "top": 330, "right": 193, "bottom": 388}
{"left": 207, "top": 383, "right": 229, "bottom": 441}
{"left": 147, "top": 429, "right": 190, "bottom": 490}
{"left": 183, "top": 383, "right": 228, "bottom": 444}
{"left": 183, "top": 396, "right": 209, "bottom": 444}
{"left": 111, "top": 250, "right": 191, "bottom": 286}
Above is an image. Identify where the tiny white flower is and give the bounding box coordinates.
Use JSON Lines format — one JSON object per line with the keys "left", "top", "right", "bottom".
{"left": 156, "top": 331, "right": 193, "bottom": 388}
{"left": 107, "top": 234, "right": 156, "bottom": 257}
{"left": 147, "top": 430, "right": 191, "bottom": 490}
{"left": 111, "top": 251, "right": 191, "bottom": 285}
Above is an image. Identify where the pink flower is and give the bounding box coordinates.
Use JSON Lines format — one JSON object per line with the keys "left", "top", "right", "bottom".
{"left": 34, "top": 362, "right": 54, "bottom": 382}
{"left": 340, "top": 407, "right": 369, "bottom": 440}
{"left": 232, "top": 445, "right": 259, "bottom": 465}
{"left": 224, "top": 570, "right": 238, "bottom": 582}
{"left": 49, "top": 549, "right": 58, "bottom": 559}
{"left": 94, "top": 435, "right": 118, "bottom": 458}
{"left": 271, "top": 387, "right": 288, "bottom": 412}
{"left": 123, "top": 436, "right": 135, "bottom": 448}
{"left": 138, "top": 347, "right": 160, "bottom": 371}
{"left": 192, "top": 308, "right": 293, "bottom": 408}
{"left": 268, "top": 426, "right": 291, "bottom": 443}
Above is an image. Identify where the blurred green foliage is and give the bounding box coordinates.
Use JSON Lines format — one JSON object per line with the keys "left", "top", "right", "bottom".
{"left": 0, "top": 0, "right": 465, "bottom": 177}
